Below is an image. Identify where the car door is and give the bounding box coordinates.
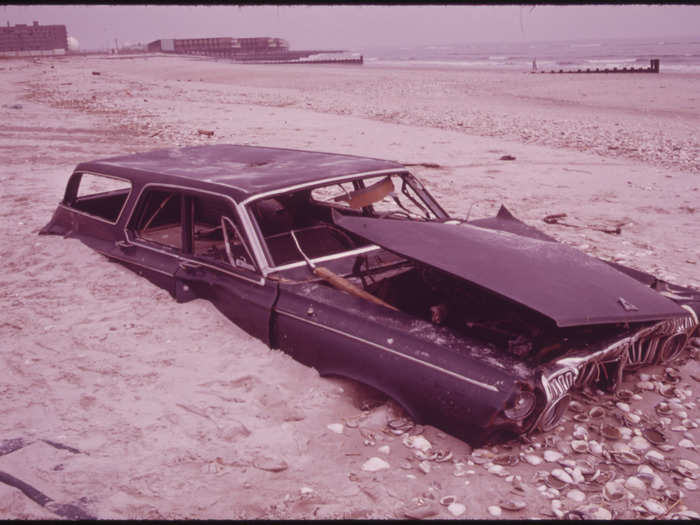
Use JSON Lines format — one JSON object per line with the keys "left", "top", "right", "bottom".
{"left": 118, "top": 185, "right": 277, "bottom": 344}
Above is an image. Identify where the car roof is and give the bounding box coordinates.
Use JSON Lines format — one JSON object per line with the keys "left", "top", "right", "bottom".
{"left": 76, "top": 144, "right": 405, "bottom": 201}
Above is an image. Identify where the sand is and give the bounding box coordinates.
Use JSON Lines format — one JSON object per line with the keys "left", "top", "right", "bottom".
{"left": 1, "top": 54, "right": 699, "bottom": 519}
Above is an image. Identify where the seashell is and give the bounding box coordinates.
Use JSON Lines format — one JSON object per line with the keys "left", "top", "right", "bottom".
{"left": 488, "top": 464, "right": 508, "bottom": 476}
{"left": 642, "top": 499, "right": 666, "bottom": 516}
{"left": 589, "top": 406, "right": 606, "bottom": 420}
{"left": 573, "top": 413, "right": 590, "bottom": 423}
{"left": 524, "top": 454, "right": 543, "bottom": 466}
{"left": 683, "top": 418, "right": 699, "bottom": 429}
{"left": 543, "top": 435, "right": 559, "bottom": 448}
{"left": 595, "top": 469, "right": 616, "bottom": 485}
{"left": 681, "top": 479, "right": 698, "bottom": 491}
{"left": 645, "top": 453, "right": 671, "bottom": 472}
{"left": 487, "top": 505, "right": 502, "bottom": 517}
{"left": 558, "top": 459, "right": 576, "bottom": 469}
{"left": 544, "top": 450, "right": 563, "bottom": 463}
{"left": 566, "top": 489, "right": 586, "bottom": 503}
{"left": 658, "top": 384, "right": 678, "bottom": 398}
{"left": 680, "top": 459, "right": 699, "bottom": 471}
{"left": 551, "top": 468, "right": 574, "bottom": 484}
{"left": 600, "top": 423, "right": 622, "bottom": 440}
{"left": 616, "top": 389, "right": 634, "bottom": 401}
{"left": 578, "top": 480, "right": 603, "bottom": 493}
{"left": 679, "top": 438, "right": 696, "bottom": 449}
{"left": 499, "top": 498, "right": 527, "bottom": 511}
{"left": 361, "top": 457, "right": 390, "bottom": 472}
{"left": 568, "top": 400, "right": 586, "bottom": 413}
{"left": 344, "top": 418, "right": 360, "bottom": 428}
{"left": 572, "top": 425, "right": 589, "bottom": 440}
{"left": 546, "top": 474, "right": 569, "bottom": 490}
{"left": 664, "top": 367, "right": 682, "bottom": 384}
{"left": 629, "top": 436, "right": 651, "bottom": 451}
{"left": 571, "top": 440, "right": 589, "bottom": 454}
{"left": 494, "top": 454, "right": 519, "bottom": 466}
{"left": 616, "top": 401, "right": 631, "bottom": 413}
{"left": 447, "top": 502, "right": 466, "bottom": 517}
{"left": 655, "top": 402, "right": 673, "bottom": 416}
{"left": 470, "top": 448, "right": 493, "bottom": 465}
{"left": 625, "top": 412, "right": 641, "bottom": 425}
{"left": 673, "top": 465, "right": 698, "bottom": 479}
{"left": 403, "top": 434, "right": 432, "bottom": 452}
{"left": 576, "top": 459, "right": 597, "bottom": 477}
{"left": 434, "top": 449, "right": 453, "bottom": 463}
{"left": 603, "top": 480, "right": 625, "bottom": 502}
{"left": 440, "top": 495, "right": 457, "bottom": 506}
{"left": 643, "top": 427, "right": 667, "bottom": 446}
{"left": 624, "top": 476, "right": 646, "bottom": 492}
{"left": 418, "top": 460, "right": 431, "bottom": 474}
{"left": 611, "top": 450, "right": 641, "bottom": 465}
{"left": 589, "top": 440, "right": 604, "bottom": 457}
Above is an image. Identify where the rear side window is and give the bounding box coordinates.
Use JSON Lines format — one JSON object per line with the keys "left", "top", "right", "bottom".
{"left": 67, "top": 172, "right": 132, "bottom": 223}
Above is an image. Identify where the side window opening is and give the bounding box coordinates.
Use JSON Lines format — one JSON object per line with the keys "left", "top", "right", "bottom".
{"left": 67, "top": 172, "right": 132, "bottom": 223}
{"left": 129, "top": 188, "right": 258, "bottom": 273}
{"left": 133, "top": 190, "right": 183, "bottom": 250}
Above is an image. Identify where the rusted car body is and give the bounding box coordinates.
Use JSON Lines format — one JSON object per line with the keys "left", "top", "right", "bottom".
{"left": 41, "top": 145, "right": 700, "bottom": 445}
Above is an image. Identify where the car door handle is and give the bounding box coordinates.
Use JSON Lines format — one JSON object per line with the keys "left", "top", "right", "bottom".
{"left": 178, "top": 260, "right": 202, "bottom": 272}
{"left": 115, "top": 240, "right": 134, "bottom": 251}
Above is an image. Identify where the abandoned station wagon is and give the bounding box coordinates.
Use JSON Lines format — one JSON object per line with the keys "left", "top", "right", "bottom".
{"left": 41, "top": 145, "right": 700, "bottom": 445}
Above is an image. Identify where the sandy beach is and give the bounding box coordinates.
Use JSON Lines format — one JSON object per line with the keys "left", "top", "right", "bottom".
{"left": 1, "top": 54, "right": 699, "bottom": 519}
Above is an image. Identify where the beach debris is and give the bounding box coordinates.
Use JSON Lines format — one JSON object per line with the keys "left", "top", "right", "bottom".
{"left": 603, "top": 480, "right": 626, "bottom": 502}
{"left": 624, "top": 476, "right": 646, "bottom": 493}
{"left": 643, "top": 427, "right": 667, "bottom": 446}
{"left": 470, "top": 448, "right": 493, "bottom": 464}
{"left": 499, "top": 497, "right": 527, "bottom": 511}
{"left": 524, "top": 454, "right": 543, "bottom": 466}
{"left": 447, "top": 502, "right": 466, "bottom": 517}
{"left": 612, "top": 450, "right": 642, "bottom": 465}
{"left": 493, "top": 453, "right": 519, "bottom": 466}
{"left": 91, "top": 71, "right": 101, "bottom": 75}
{"left": 387, "top": 417, "right": 414, "bottom": 435}
{"left": 433, "top": 449, "right": 452, "bottom": 462}
{"left": 361, "top": 457, "right": 390, "bottom": 472}
{"left": 600, "top": 423, "right": 622, "bottom": 441}
{"left": 571, "top": 440, "right": 589, "bottom": 454}
{"left": 300, "top": 486, "right": 314, "bottom": 496}
{"left": 404, "top": 504, "right": 438, "bottom": 519}
{"left": 197, "top": 129, "right": 215, "bottom": 137}
{"left": 551, "top": 468, "right": 573, "bottom": 485}
{"left": 679, "top": 459, "right": 699, "bottom": 471}
{"left": 439, "top": 495, "right": 456, "bottom": 506}
{"left": 418, "top": 461, "right": 431, "bottom": 475}
{"left": 327, "top": 423, "right": 344, "bottom": 434}
{"left": 3, "top": 103, "right": 23, "bottom": 110}
{"left": 499, "top": 155, "right": 516, "bottom": 161}
{"left": 403, "top": 434, "right": 432, "bottom": 452}
{"left": 589, "top": 406, "right": 606, "bottom": 420}
{"left": 544, "top": 450, "right": 563, "bottom": 463}
{"left": 485, "top": 505, "right": 502, "bottom": 517}
{"left": 629, "top": 435, "right": 651, "bottom": 451}
{"left": 566, "top": 489, "right": 586, "bottom": 503}
{"left": 644, "top": 450, "right": 671, "bottom": 472}
{"left": 679, "top": 438, "right": 696, "bottom": 449}
{"left": 642, "top": 499, "right": 666, "bottom": 516}
{"left": 253, "top": 456, "right": 288, "bottom": 472}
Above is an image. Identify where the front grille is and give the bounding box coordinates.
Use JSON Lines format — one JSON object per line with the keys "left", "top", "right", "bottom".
{"left": 535, "top": 314, "right": 697, "bottom": 432}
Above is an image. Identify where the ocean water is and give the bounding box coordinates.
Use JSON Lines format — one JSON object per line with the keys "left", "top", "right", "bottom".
{"left": 360, "top": 37, "right": 700, "bottom": 73}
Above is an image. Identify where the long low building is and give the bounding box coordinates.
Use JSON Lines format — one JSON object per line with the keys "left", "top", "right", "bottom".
{"left": 0, "top": 21, "right": 67, "bottom": 57}
{"left": 147, "top": 37, "right": 290, "bottom": 58}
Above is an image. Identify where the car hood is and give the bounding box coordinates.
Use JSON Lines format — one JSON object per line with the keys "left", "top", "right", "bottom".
{"left": 333, "top": 212, "right": 687, "bottom": 328}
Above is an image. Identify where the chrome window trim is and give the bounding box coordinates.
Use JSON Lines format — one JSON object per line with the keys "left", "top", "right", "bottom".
{"left": 276, "top": 309, "right": 499, "bottom": 393}
{"left": 63, "top": 170, "right": 133, "bottom": 225}
{"left": 270, "top": 245, "right": 382, "bottom": 273}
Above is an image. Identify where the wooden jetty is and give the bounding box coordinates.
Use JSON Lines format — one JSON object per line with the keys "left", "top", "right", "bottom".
{"left": 534, "top": 58, "right": 659, "bottom": 74}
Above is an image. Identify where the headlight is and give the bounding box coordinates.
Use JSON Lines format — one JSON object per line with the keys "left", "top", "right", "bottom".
{"left": 504, "top": 389, "right": 536, "bottom": 421}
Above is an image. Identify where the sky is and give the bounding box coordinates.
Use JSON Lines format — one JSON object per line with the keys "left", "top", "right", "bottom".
{"left": 2, "top": 5, "right": 699, "bottom": 51}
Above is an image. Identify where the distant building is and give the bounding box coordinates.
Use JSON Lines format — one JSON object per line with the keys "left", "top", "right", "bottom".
{"left": 147, "top": 36, "right": 289, "bottom": 58}
{"left": 0, "top": 21, "right": 68, "bottom": 57}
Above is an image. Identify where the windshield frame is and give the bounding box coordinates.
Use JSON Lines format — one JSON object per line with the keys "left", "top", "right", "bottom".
{"left": 239, "top": 169, "right": 449, "bottom": 275}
